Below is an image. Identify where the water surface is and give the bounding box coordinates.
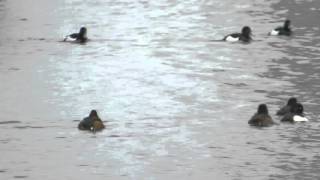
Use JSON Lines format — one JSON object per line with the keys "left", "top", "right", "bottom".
{"left": 0, "top": 0, "right": 320, "bottom": 179}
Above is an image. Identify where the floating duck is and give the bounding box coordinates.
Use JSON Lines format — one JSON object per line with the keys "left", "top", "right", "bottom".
{"left": 78, "top": 110, "right": 105, "bottom": 132}
{"left": 248, "top": 104, "right": 274, "bottom": 127}
{"left": 64, "top": 27, "right": 88, "bottom": 43}
{"left": 269, "top": 20, "right": 292, "bottom": 36}
{"left": 223, "top": 26, "right": 252, "bottom": 43}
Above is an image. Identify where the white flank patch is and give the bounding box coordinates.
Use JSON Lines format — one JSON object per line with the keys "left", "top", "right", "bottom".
{"left": 63, "top": 36, "right": 75, "bottom": 41}
{"left": 225, "top": 36, "right": 239, "bottom": 42}
{"left": 293, "top": 115, "right": 309, "bottom": 122}
{"left": 270, "top": 30, "right": 279, "bottom": 36}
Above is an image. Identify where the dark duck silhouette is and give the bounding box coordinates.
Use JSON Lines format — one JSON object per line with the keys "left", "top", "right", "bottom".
{"left": 281, "top": 103, "right": 308, "bottom": 122}
{"left": 223, "top": 26, "right": 252, "bottom": 43}
{"left": 64, "top": 27, "right": 88, "bottom": 43}
{"left": 78, "top": 110, "right": 105, "bottom": 132}
{"left": 248, "top": 104, "right": 274, "bottom": 127}
{"left": 276, "top": 97, "right": 297, "bottom": 116}
{"left": 269, "top": 20, "right": 292, "bottom": 36}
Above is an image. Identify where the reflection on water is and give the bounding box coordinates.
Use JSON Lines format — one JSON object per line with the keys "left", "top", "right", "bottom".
{"left": 0, "top": 0, "right": 320, "bottom": 179}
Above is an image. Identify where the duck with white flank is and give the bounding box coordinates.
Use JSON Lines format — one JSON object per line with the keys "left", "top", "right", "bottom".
{"left": 269, "top": 20, "right": 292, "bottom": 36}
{"left": 223, "top": 26, "right": 252, "bottom": 43}
{"left": 248, "top": 104, "right": 274, "bottom": 127}
{"left": 64, "top": 27, "right": 88, "bottom": 43}
{"left": 281, "top": 103, "right": 308, "bottom": 122}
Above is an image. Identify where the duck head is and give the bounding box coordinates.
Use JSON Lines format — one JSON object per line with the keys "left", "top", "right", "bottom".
{"left": 257, "top": 104, "right": 268, "bottom": 114}
{"left": 241, "top": 26, "right": 252, "bottom": 38}
{"left": 79, "top": 27, "right": 87, "bottom": 39}
{"left": 89, "top": 110, "right": 98, "bottom": 118}
{"left": 287, "top": 97, "right": 297, "bottom": 106}
{"left": 284, "top": 20, "right": 291, "bottom": 30}
{"left": 291, "top": 103, "right": 304, "bottom": 115}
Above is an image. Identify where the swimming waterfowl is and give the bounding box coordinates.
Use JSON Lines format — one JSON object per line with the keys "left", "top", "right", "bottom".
{"left": 64, "top": 27, "right": 88, "bottom": 43}
{"left": 276, "top": 97, "right": 297, "bottom": 116}
{"left": 223, "top": 26, "right": 252, "bottom": 43}
{"left": 78, "top": 110, "right": 105, "bottom": 132}
{"left": 269, "top": 20, "right": 292, "bottom": 36}
{"left": 248, "top": 104, "right": 274, "bottom": 127}
{"left": 281, "top": 103, "right": 308, "bottom": 122}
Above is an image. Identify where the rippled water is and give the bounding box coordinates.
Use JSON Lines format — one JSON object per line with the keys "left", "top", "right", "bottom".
{"left": 1, "top": 0, "right": 320, "bottom": 179}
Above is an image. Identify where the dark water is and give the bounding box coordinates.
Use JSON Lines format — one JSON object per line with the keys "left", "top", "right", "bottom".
{"left": 0, "top": 0, "right": 320, "bottom": 179}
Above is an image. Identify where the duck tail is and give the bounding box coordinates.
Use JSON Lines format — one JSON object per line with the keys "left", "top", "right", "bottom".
{"left": 63, "top": 35, "right": 69, "bottom": 42}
